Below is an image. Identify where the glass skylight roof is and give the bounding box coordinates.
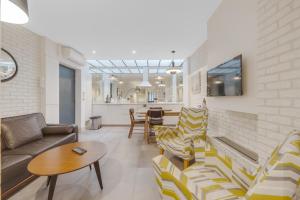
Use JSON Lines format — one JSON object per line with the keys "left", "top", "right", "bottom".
{"left": 88, "top": 59, "right": 184, "bottom": 74}
{"left": 123, "top": 60, "right": 136, "bottom": 67}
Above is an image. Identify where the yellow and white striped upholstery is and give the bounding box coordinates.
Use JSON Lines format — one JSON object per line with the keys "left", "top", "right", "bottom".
{"left": 245, "top": 131, "right": 300, "bottom": 200}
{"left": 153, "top": 155, "right": 243, "bottom": 200}
{"left": 153, "top": 131, "right": 300, "bottom": 200}
{"left": 155, "top": 107, "right": 208, "bottom": 161}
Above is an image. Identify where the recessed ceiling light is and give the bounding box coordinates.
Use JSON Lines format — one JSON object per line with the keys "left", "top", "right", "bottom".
{"left": 92, "top": 50, "right": 96, "bottom": 54}
{"left": 132, "top": 50, "right": 136, "bottom": 54}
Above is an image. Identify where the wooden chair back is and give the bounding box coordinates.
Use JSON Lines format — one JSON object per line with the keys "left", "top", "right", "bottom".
{"left": 147, "top": 109, "right": 164, "bottom": 125}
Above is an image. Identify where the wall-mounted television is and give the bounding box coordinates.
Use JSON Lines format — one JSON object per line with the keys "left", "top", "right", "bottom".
{"left": 207, "top": 55, "right": 243, "bottom": 96}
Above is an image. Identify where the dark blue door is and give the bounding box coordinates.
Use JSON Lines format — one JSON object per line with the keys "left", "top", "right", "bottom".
{"left": 59, "top": 65, "right": 75, "bottom": 124}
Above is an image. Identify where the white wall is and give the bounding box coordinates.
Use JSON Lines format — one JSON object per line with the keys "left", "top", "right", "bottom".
{"left": 182, "top": 60, "right": 189, "bottom": 106}
{"left": 41, "top": 38, "right": 88, "bottom": 128}
{"left": 188, "top": 41, "right": 208, "bottom": 107}
{"left": 187, "top": 0, "right": 300, "bottom": 163}
{"left": 256, "top": 0, "right": 300, "bottom": 162}
{"left": 0, "top": 24, "right": 89, "bottom": 129}
{"left": 0, "top": 23, "right": 42, "bottom": 117}
{"left": 206, "top": 0, "right": 257, "bottom": 114}
{"left": 41, "top": 38, "right": 59, "bottom": 123}
{"left": 187, "top": 0, "right": 259, "bottom": 162}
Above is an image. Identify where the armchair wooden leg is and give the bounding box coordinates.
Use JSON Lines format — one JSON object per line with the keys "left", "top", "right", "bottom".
{"left": 183, "top": 160, "right": 189, "bottom": 169}
{"left": 160, "top": 149, "right": 164, "bottom": 155}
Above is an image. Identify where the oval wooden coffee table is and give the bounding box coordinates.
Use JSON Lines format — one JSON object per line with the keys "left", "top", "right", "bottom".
{"left": 27, "top": 141, "right": 107, "bottom": 200}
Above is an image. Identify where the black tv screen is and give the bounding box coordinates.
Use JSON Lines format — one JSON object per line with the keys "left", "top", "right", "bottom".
{"left": 207, "top": 55, "right": 242, "bottom": 96}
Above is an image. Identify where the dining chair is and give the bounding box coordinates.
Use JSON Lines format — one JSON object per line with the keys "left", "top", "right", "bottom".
{"left": 128, "top": 108, "right": 146, "bottom": 138}
{"left": 146, "top": 109, "right": 164, "bottom": 143}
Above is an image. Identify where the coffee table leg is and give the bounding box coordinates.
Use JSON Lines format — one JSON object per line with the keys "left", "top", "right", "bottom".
{"left": 47, "top": 176, "right": 51, "bottom": 187}
{"left": 48, "top": 175, "right": 58, "bottom": 200}
{"left": 93, "top": 161, "right": 103, "bottom": 190}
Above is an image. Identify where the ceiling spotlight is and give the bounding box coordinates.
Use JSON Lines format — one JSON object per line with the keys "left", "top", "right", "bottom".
{"left": 92, "top": 50, "right": 96, "bottom": 54}
{"left": 132, "top": 50, "right": 137, "bottom": 54}
{"left": 119, "top": 81, "right": 124, "bottom": 84}
{"left": 155, "top": 81, "right": 160, "bottom": 84}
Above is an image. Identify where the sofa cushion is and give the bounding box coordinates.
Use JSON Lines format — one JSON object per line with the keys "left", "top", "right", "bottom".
{"left": 2, "top": 116, "right": 43, "bottom": 149}
{"left": 1, "top": 155, "right": 33, "bottom": 192}
{"left": 42, "top": 125, "right": 74, "bottom": 135}
{"left": 2, "top": 133, "right": 77, "bottom": 157}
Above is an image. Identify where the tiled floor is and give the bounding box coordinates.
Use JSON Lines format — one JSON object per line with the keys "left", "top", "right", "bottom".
{"left": 10, "top": 127, "right": 161, "bottom": 200}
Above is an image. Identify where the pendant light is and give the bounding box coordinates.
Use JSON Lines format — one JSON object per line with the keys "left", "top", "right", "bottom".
{"left": 110, "top": 75, "right": 117, "bottom": 81}
{"left": 166, "top": 50, "right": 182, "bottom": 75}
{"left": 139, "top": 66, "right": 152, "bottom": 87}
{"left": 158, "top": 81, "right": 166, "bottom": 87}
{"left": 1, "top": 0, "right": 29, "bottom": 24}
{"left": 155, "top": 75, "right": 163, "bottom": 80}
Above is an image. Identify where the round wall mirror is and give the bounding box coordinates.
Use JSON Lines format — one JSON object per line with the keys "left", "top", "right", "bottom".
{"left": 0, "top": 48, "right": 18, "bottom": 82}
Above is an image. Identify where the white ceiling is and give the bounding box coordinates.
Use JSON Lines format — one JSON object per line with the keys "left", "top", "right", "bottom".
{"left": 26, "top": 0, "right": 221, "bottom": 59}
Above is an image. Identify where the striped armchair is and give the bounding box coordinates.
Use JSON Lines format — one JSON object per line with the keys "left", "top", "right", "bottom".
{"left": 153, "top": 131, "right": 300, "bottom": 200}
{"left": 155, "top": 107, "right": 208, "bottom": 168}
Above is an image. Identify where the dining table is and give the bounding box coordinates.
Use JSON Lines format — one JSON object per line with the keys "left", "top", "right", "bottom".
{"left": 136, "top": 109, "right": 180, "bottom": 143}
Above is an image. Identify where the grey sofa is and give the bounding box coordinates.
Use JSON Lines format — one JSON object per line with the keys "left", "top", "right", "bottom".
{"left": 1, "top": 113, "right": 78, "bottom": 199}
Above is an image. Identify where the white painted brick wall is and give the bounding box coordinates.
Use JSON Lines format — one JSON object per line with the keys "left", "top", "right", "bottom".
{"left": 0, "top": 23, "right": 42, "bottom": 117}
{"left": 204, "top": 0, "right": 300, "bottom": 165}
{"left": 208, "top": 108, "right": 258, "bottom": 154}
{"left": 257, "top": 0, "right": 300, "bottom": 162}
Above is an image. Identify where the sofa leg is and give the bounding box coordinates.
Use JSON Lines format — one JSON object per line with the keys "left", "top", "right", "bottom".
{"left": 183, "top": 160, "right": 189, "bottom": 169}
{"left": 160, "top": 149, "right": 164, "bottom": 155}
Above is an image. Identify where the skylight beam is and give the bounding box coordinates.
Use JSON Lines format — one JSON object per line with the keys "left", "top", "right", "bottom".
{"left": 135, "top": 60, "right": 141, "bottom": 73}
{"left": 109, "top": 60, "right": 122, "bottom": 73}
{"left": 158, "top": 60, "right": 161, "bottom": 73}
{"left": 122, "top": 60, "right": 132, "bottom": 73}
{"left": 95, "top": 60, "right": 103, "bottom": 67}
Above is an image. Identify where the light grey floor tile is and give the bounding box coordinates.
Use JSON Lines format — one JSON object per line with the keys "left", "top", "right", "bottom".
{"left": 9, "top": 127, "right": 162, "bottom": 200}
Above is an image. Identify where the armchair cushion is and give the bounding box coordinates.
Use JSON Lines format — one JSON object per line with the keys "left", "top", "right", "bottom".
{"left": 155, "top": 107, "right": 208, "bottom": 161}
{"left": 153, "top": 155, "right": 245, "bottom": 200}
{"left": 42, "top": 125, "right": 74, "bottom": 135}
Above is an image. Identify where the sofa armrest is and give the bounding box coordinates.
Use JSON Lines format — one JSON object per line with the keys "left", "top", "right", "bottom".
{"left": 43, "top": 124, "right": 78, "bottom": 135}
